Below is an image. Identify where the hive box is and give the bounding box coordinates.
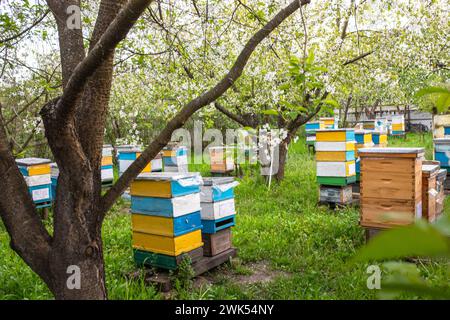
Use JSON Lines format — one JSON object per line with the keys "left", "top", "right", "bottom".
{"left": 316, "top": 151, "right": 355, "bottom": 162}
{"left": 102, "top": 145, "right": 113, "bottom": 157}
{"left": 320, "top": 117, "right": 338, "bottom": 129}
{"left": 202, "top": 215, "right": 236, "bottom": 234}
{"left": 202, "top": 228, "right": 232, "bottom": 257}
{"left": 305, "top": 121, "right": 321, "bottom": 131}
{"left": 164, "top": 164, "right": 188, "bottom": 173}
{"left": 434, "top": 138, "right": 450, "bottom": 168}
{"left": 372, "top": 132, "right": 388, "bottom": 146}
{"left": 131, "top": 193, "right": 201, "bottom": 217}
{"left": 118, "top": 147, "right": 151, "bottom": 174}
{"left": 209, "top": 146, "right": 235, "bottom": 173}
{"left": 101, "top": 165, "right": 114, "bottom": 182}
{"left": 132, "top": 229, "right": 203, "bottom": 256}
{"left": 315, "top": 141, "right": 355, "bottom": 152}
{"left": 134, "top": 247, "right": 204, "bottom": 270}
{"left": 132, "top": 211, "right": 202, "bottom": 237}
{"left": 319, "top": 185, "right": 352, "bottom": 204}
{"left": 17, "top": 158, "right": 51, "bottom": 176}
{"left": 391, "top": 115, "right": 405, "bottom": 133}
{"left": 316, "top": 129, "right": 355, "bottom": 142}
{"left": 422, "top": 164, "right": 440, "bottom": 223}
{"left": 50, "top": 163, "right": 58, "bottom": 196}
{"left": 433, "top": 115, "right": 450, "bottom": 138}
{"left": 200, "top": 177, "right": 238, "bottom": 203}
{"left": 359, "top": 147, "right": 424, "bottom": 228}
{"left": 200, "top": 198, "right": 236, "bottom": 220}
{"left": 130, "top": 172, "right": 202, "bottom": 198}
{"left": 16, "top": 158, "right": 53, "bottom": 204}
{"left": 316, "top": 161, "right": 355, "bottom": 177}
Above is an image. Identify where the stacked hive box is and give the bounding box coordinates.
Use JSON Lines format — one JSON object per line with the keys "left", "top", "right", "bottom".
{"left": 320, "top": 117, "right": 338, "bottom": 129}
{"left": 117, "top": 147, "right": 163, "bottom": 176}
{"left": 433, "top": 138, "right": 450, "bottom": 191}
{"left": 359, "top": 148, "right": 424, "bottom": 232}
{"left": 163, "top": 143, "right": 188, "bottom": 173}
{"left": 50, "top": 163, "right": 59, "bottom": 198}
{"left": 16, "top": 158, "right": 52, "bottom": 209}
{"left": 101, "top": 145, "right": 114, "bottom": 187}
{"left": 354, "top": 130, "right": 374, "bottom": 191}
{"left": 316, "top": 129, "right": 356, "bottom": 205}
{"left": 131, "top": 172, "right": 204, "bottom": 270}
{"left": 209, "top": 146, "right": 235, "bottom": 175}
{"left": 371, "top": 131, "right": 388, "bottom": 147}
{"left": 200, "top": 178, "right": 238, "bottom": 256}
{"left": 305, "top": 121, "right": 322, "bottom": 147}
{"left": 391, "top": 115, "right": 405, "bottom": 136}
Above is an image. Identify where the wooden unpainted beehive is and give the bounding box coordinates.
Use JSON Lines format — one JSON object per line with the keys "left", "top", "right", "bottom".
{"left": 359, "top": 147, "right": 424, "bottom": 228}
{"left": 202, "top": 228, "right": 232, "bottom": 257}
{"left": 421, "top": 164, "right": 440, "bottom": 223}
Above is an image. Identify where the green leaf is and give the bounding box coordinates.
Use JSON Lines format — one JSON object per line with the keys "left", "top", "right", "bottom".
{"left": 351, "top": 222, "right": 450, "bottom": 263}
{"left": 261, "top": 109, "right": 279, "bottom": 116}
{"left": 321, "top": 99, "right": 340, "bottom": 108}
{"left": 415, "top": 86, "right": 450, "bottom": 98}
{"left": 436, "top": 93, "right": 450, "bottom": 112}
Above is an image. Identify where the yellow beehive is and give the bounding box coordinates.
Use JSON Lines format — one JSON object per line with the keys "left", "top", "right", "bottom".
{"left": 101, "top": 156, "right": 113, "bottom": 166}
{"left": 132, "top": 229, "right": 203, "bottom": 256}
{"left": 316, "top": 129, "right": 354, "bottom": 142}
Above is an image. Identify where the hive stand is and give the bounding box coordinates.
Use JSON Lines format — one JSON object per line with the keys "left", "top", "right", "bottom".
{"left": 144, "top": 247, "right": 238, "bottom": 292}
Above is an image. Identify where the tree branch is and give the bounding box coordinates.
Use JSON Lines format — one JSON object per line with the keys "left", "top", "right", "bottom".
{"left": 0, "top": 10, "right": 51, "bottom": 44}
{"left": 46, "top": 0, "right": 156, "bottom": 124}
{"left": 214, "top": 102, "right": 255, "bottom": 128}
{"left": 343, "top": 50, "right": 374, "bottom": 66}
{"left": 101, "top": 0, "right": 312, "bottom": 213}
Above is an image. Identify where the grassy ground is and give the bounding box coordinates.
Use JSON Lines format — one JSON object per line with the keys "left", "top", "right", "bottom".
{"left": 0, "top": 132, "right": 448, "bottom": 300}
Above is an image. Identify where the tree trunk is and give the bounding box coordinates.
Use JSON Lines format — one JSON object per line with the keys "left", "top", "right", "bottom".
{"left": 275, "top": 140, "right": 288, "bottom": 181}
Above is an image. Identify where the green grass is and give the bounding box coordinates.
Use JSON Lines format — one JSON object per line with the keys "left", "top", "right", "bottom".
{"left": 0, "top": 132, "right": 449, "bottom": 300}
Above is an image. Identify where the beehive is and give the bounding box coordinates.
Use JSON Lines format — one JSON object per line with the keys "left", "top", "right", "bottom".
{"left": 163, "top": 143, "right": 188, "bottom": 173}
{"left": 16, "top": 158, "right": 52, "bottom": 208}
{"left": 320, "top": 117, "right": 338, "bottom": 129}
{"left": 391, "top": 115, "right": 405, "bottom": 135}
{"left": 421, "top": 164, "right": 440, "bottom": 223}
{"left": 354, "top": 130, "right": 374, "bottom": 158}
{"left": 200, "top": 177, "right": 238, "bottom": 256}
{"left": 50, "top": 163, "right": 59, "bottom": 198}
{"left": 130, "top": 172, "right": 204, "bottom": 269}
{"left": 359, "top": 147, "right": 424, "bottom": 228}
{"left": 305, "top": 121, "right": 321, "bottom": 146}
{"left": 371, "top": 131, "right": 388, "bottom": 147}
{"left": 434, "top": 138, "right": 450, "bottom": 169}
{"left": 101, "top": 145, "right": 114, "bottom": 185}
{"left": 319, "top": 185, "right": 352, "bottom": 204}
{"left": 433, "top": 115, "right": 450, "bottom": 138}
{"left": 316, "top": 129, "right": 356, "bottom": 186}
{"left": 117, "top": 147, "right": 162, "bottom": 176}
{"left": 209, "top": 146, "right": 235, "bottom": 174}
